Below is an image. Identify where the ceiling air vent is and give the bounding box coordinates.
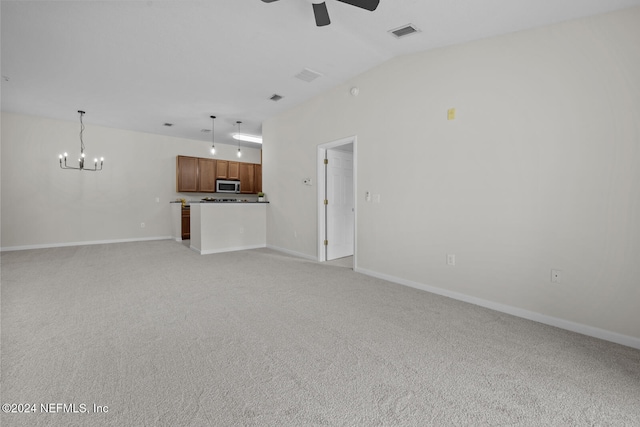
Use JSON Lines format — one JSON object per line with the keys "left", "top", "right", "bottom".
{"left": 295, "top": 68, "right": 323, "bottom": 83}
{"left": 270, "top": 94, "right": 283, "bottom": 101}
{"left": 389, "top": 24, "right": 420, "bottom": 39}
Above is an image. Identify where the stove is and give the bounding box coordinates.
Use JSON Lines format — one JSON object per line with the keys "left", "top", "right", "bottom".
{"left": 201, "top": 198, "right": 239, "bottom": 202}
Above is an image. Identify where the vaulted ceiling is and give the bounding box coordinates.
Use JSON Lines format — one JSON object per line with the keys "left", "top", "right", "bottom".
{"left": 2, "top": 0, "right": 639, "bottom": 148}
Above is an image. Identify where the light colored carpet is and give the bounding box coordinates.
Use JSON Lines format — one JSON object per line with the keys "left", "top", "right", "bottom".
{"left": 324, "top": 256, "right": 353, "bottom": 269}
{"left": 1, "top": 240, "right": 639, "bottom": 426}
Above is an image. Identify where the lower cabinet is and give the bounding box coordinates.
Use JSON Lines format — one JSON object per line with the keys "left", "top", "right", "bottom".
{"left": 181, "top": 207, "right": 190, "bottom": 240}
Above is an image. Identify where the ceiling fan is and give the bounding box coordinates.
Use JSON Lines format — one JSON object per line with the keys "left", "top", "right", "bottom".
{"left": 262, "top": 0, "right": 380, "bottom": 27}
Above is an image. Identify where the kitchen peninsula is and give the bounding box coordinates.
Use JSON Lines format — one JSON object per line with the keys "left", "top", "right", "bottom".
{"left": 171, "top": 201, "right": 267, "bottom": 255}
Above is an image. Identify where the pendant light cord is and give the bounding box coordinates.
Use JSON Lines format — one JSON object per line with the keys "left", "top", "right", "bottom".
{"left": 79, "top": 111, "right": 86, "bottom": 154}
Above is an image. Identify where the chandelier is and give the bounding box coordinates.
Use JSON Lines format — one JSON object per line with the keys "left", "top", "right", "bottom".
{"left": 59, "top": 110, "right": 104, "bottom": 171}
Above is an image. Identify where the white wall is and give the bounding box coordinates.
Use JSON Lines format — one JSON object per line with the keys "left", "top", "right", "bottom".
{"left": 263, "top": 8, "right": 640, "bottom": 342}
{"left": 0, "top": 112, "right": 261, "bottom": 249}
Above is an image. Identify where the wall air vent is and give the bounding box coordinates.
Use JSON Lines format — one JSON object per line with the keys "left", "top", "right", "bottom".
{"left": 270, "top": 94, "right": 283, "bottom": 101}
{"left": 389, "top": 24, "right": 420, "bottom": 39}
{"left": 295, "top": 68, "right": 323, "bottom": 83}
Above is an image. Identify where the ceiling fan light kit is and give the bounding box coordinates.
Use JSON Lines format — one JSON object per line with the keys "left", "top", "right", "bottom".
{"left": 262, "top": 0, "right": 380, "bottom": 27}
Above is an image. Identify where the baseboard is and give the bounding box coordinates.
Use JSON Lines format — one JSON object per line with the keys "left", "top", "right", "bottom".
{"left": 355, "top": 267, "right": 640, "bottom": 350}
{"left": 194, "top": 244, "right": 267, "bottom": 255}
{"left": 0, "top": 236, "right": 174, "bottom": 252}
{"left": 266, "top": 244, "right": 317, "bottom": 261}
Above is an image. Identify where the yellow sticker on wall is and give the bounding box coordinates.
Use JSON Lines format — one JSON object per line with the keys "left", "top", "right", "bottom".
{"left": 447, "top": 108, "right": 456, "bottom": 120}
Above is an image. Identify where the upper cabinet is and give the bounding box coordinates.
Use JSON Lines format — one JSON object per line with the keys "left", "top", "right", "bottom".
{"left": 176, "top": 155, "right": 261, "bottom": 194}
{"left": 215, "top": 160, "right": 240, "bottom": 180}
{"left": 255, "top": 164, "right": 262, "bottom": 193}
{"left": 176, "top": 156, "right": 217, "bottom": 193}
{"left": 239, "top": 163, "right": 255, "bottom": 194}
{"left": 176, "top": 156, "right": 198, "bottom": 192}
{"left": 198, "top": 158, "right": 216, "bottom": 192}
{"left": 216, "top": 160, "right": 228, "bottom": 179}
{"left": 227, "top": 161, "right": 240, "bottom": 180}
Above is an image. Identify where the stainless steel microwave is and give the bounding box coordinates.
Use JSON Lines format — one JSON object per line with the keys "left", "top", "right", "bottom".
{"left": 216, "top": 180, "right": 240, "bottom": 193}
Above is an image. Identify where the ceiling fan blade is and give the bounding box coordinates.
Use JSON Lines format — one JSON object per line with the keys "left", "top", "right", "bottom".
{"left": 312, "top": 2, "right": 331, "bottom": 27}
{"left": 261, "top": 0, "right": 279, "bottom": 2}
{"left": 335, "top": 0, "right": 379, "bottom": 11}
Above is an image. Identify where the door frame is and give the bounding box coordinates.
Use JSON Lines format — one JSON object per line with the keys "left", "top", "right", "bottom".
{"left": 317, "top": 135, "right": 357, "bottom": 265}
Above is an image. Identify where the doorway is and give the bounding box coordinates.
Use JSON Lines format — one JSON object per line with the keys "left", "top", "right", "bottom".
{"left": 317, "top": 136, "right": 356, "bottom": 265}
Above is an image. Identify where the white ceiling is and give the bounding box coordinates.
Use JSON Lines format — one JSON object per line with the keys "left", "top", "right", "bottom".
{"left": 2, "top": 0, "right": 640, "bottom": 148}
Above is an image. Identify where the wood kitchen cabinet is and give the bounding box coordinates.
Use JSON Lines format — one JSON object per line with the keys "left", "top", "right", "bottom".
{"left": 198, "top": 158, "right": 216, "bottom": 192}
{"left": 216, "top": 160, "right": 228, "bottom": 179}
{"left": 181, "top": 207, "right": 190, "bottom": 240}
{"left": 176, "top": 156, "right": 216, "bottom": 192}
{"left": 239, "top": 163, "right": 255, "bottom": 194}
{"left": 176, "top": 156, "right": 198, "bottom": 192}
{"left": 215, "top": 160, "right": 240, "bottom": 180}
{"left": 227, "top": 161, "right": 240, "bottom": 180}
{"left": 178, "top": 155, "right": 262, "bottom": 194}
{"left": 255, "top": 164, "right": 262, "bottom": 193}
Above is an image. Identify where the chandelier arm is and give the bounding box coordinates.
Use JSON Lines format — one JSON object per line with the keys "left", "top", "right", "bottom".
{"left": 60, "top": 164, "right": 82, "bottom": 170}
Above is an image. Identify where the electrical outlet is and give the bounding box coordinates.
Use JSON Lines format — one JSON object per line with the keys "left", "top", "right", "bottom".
{"left": 551, "top": 269, "right": 562, "bottom": 283}
{"left": 365, "top": 191, "right": 371, "bottom": 202}
{"left": 140, "top": 222, "right": 145, "bottom": 228}
{"left": 303, "top": 178, "right": 312, "bottom": 186}
{"left": 447, "top": 254, "right": 456, "bottom": 266}
{"left": 373, "top": 194, "right": 381, "bottom": 203}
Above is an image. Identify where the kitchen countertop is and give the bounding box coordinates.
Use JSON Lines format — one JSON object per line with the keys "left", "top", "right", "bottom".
{"left": 170, "top": 200, "right": 269, "bottom": 205}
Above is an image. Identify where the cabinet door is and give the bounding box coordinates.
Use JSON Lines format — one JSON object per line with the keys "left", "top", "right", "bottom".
{"left": 239, "top": 163, "right": 255, "bottom": 194}
{"left": 198, "top": 158, "right": 216, "bottom": 192}
{"left": 216, "top": 160, "right": 228, "bottom": 179}
{"left": 254, "top": 164, "right": 262, "bottom": 193}
{"left": 181, "top": 208, "right": 190, "bottom": 240}
{"left": 228, "top": 161, "right": 240, "bottom": 180}
{"left": 176, "top": 156, "right": 198, "bottom": 192}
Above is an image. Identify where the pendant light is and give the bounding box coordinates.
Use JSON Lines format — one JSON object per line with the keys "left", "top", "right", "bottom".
{"left": 58, "top": 110, "right": 104, "bottom": 171}
{"left": 210, "top": 115, "right": 216, "bottom": 155}
{"left": 236, "top": 121, "right": 242, "bottom": 158}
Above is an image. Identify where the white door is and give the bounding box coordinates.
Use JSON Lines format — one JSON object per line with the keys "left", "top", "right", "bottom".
{"left": 326, "top": 149, "right": 354, "bottom": 260}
